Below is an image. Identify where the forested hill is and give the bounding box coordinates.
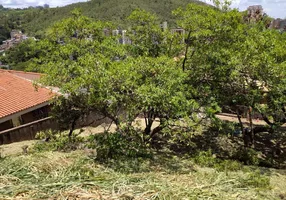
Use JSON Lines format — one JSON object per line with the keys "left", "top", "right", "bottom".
{"left": 0, "top": 0, "right": 205, "bottom": 43}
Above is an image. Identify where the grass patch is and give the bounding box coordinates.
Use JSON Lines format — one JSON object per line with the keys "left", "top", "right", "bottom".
{"left": 0, "top": 149, "right": 285, "bottom": 199}
{"left": 1, "top": 130, "right": 285, "bottom": 199}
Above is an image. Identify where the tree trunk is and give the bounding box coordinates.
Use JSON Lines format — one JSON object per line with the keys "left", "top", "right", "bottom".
{"left": 68, "top": 118, "right": 77, "bottom": 140}
{"left": 236, "top": 108, "right": 248, "bottom": 147}
{"left": 248, "top": 106, "right": 254, "bottom": 147}
{"left": 144, "top": 117, "right": 153, "bottom": 135}
{"left": 182, "top": 31, "right": 192, "bottom": 71}
{"left": 236, "top": 108, "right": 244, "bottom": 135}
{"left": 261, "top": 113, "right": 274, "bottom": 126}
{"left": 150, "top": 125, "right": 164, "bottom": 138}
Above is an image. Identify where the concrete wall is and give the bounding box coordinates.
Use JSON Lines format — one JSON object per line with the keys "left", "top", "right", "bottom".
{"left": 0, "top": 117, "right": 58, "bottom": 145}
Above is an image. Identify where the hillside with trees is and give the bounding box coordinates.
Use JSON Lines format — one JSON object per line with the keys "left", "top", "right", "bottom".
{"left": 0, "top": 0, "right": 205, "bottom": 42}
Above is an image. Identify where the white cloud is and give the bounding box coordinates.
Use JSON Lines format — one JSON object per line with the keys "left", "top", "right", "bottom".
{"left": 204, "top": 0, "right": 286, "bottom": 18}
{"left": 0, "top": 0, "right": 88, "bottom": 8}
{"left": 231, "top": 0, "right": 286, "bottom": 18}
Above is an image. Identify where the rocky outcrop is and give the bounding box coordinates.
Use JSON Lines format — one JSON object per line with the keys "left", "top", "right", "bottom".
{"left": 269, "top": 18, "right": 286, "bottom": 31}
{"left": 246, "top": 5, "right": 264, "bottom": 23}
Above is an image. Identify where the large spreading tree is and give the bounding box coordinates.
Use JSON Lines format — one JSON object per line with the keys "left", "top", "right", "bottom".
{"left": 24, "top": 2, "right": 286, "bottom": 149}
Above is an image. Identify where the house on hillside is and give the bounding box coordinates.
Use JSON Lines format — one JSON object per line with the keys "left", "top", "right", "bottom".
{"left": 0, "top": 70, "right": 55, "bottom": 132}
{"left": 112, "top": 29, "right": 131, "bottom": 45}
{"left": 0, "top": 30, "right": 36, "bottom": 52}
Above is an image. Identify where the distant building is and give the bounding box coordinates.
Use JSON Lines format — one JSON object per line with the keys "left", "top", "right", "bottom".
{"left": 0, "top": 30, "right": 36, "bottom": 52}
{"left": 160, "top": 21, "right": 168, "bottom": 31}
{"left": 112, "top": 29, "right": 131, "bottom": 45}
{"left": 103, "top": 28, "right": 111, "bottom": 37}
{"left": 171, "top": 28, "right": 185, "bottom": 43}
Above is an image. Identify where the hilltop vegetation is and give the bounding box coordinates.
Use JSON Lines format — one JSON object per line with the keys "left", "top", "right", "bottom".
{"left": 0, "top": 0, "right": 205, "bottom": 42}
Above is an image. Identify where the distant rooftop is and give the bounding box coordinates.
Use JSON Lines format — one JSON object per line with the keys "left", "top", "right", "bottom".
{"left": 1, "top": 69, "right": 43, "bottom": 81}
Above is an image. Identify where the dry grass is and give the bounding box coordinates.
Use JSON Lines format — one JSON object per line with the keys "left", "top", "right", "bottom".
{"left": 0, "top": 140, "right": 36, "bottom": 157}
{"left": 1, "top": 149, "right": 286, "bottom": 200}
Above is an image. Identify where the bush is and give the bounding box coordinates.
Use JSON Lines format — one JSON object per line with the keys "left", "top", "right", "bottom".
{"left": 233, "top": 148, "right": 260, "bottom": 166}
{"left": 214, "top": 159, "right": 243, "bottom": 172}
{"left": 238, "top": 170, "right": 270, "bottom": 189}
{"left": 193, "top": 149, "right": 243, "bottom": 172}
{"left": 193, "top": 150, "right": 217, "bottom": 167}
{"left": 35, "top": 129, "right": 56, "bottom": 140}
{"left": 33, "top": 135, "right": 85, "bottom": 152}
{"left": 87, "top": 130, "right": 152, "bottom": 161}
{"left": 209, "top": 119, "right": 237, "bottom": 137}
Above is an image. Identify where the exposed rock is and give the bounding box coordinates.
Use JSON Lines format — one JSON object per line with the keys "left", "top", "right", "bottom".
{"left": 247, "top": 5, "right": 263, "bottom": 23}
{"left": 269, "top": 18, "right": 286, "bottom": 31}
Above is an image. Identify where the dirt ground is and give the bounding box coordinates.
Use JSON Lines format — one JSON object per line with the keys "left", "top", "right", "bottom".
{"left": 216, "top": 113, "right": 268, "bottom": 126}
{"left": 0, "top": 140, "right": 36, "bottom": 157}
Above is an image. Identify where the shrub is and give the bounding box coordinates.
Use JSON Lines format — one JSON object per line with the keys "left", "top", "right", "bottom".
{"left": 233, "top": 148, "right": 260, "bottom": 166}
{"left": 193, "top": 149, "right": 217, "bottom": 167}
{"left": 87, "top": 130, "right": 152, "bottom": 161}
{"left": 238, "top": 170, "right": 270, "bottom": 189}
{"left": 35, "top": 129, "right": 56, "bottom": 140}
{"left": 33, "top": 135, "right": 85, "bottom": 152}
{"left": 214, "top": 159, "right": 243, "bottom": 172}
{"left": 193, "top": 150, "right": 243, "bottom": 172}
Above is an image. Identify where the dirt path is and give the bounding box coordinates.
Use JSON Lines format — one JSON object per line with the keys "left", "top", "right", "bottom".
{"left": 216, "top": 113, "right": 267, "bottom": 126}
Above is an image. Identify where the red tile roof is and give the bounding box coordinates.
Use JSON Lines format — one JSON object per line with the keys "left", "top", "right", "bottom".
{"left": 0, "top": 69, "right": 42, "bottom": 81}
{"left": 0, "top": 70, "right": 54, "bottom": 119}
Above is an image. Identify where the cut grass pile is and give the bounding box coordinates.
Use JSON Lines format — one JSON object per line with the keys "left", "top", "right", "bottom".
{"left": 1, "top": 149, "right": 286, "bottom": 199}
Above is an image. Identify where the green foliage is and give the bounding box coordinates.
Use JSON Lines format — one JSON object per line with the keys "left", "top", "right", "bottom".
{"left": 174, "top": 1, "right": 286, "bottom": 134}
{"left": 215, "top": 159, "right": 243, "bottom": 172}
{"left": 0, "top": 0, "right": 206, "bottom": 42}
{"left": 87, "top": 131, "right": 152, "bottom": 161}
{"left": 193, "top": 149, "right": 217, "bottom": 167}
{"left": 2, "top": 1, "right": 286, "bottom": 168}
{"left": 233, "top": 148, "right": 260, "bottom": 165}
{"left": 30, "top": 10, "right": 203, "bottom": 139}
{"left": 239, "top": 170, "right": 270, "bottom": 189}
{"left": 33, "top": 134, "right": 84, "bottom": 152}
{"left": 193, "top": 149, "right": 243, "bottom": 171}
{"left": 34, "top": 129, "right": 55, "bottom": 140}
{"left": 0, "top": 39, "right": 41, "bottom": 70}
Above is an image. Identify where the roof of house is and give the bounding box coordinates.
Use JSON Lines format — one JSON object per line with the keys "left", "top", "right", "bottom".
{"left": 0, "top": 69, "right": 42, "bottom": 81}
{"left": 0, "top": 70, "right": 54, "bottom": 120}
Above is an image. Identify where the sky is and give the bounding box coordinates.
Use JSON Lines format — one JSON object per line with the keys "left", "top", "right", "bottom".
{"left": 0, "top": 0, "right": 88, "bottom": 8}
{"left": 0, "top": 0, "right": 285, "bottom": 19}
{"left": 206, "top": 0, "right": 286, "bottom": 18}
